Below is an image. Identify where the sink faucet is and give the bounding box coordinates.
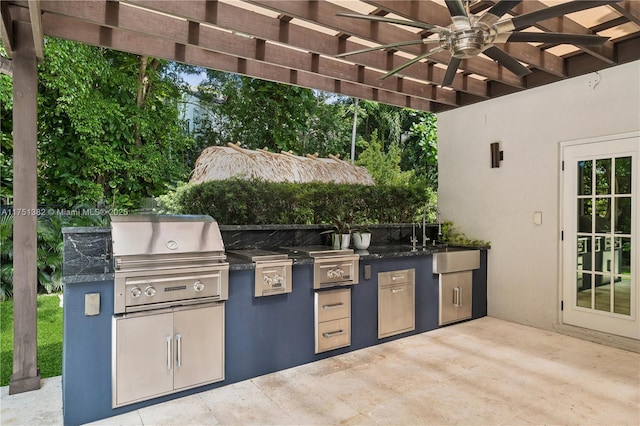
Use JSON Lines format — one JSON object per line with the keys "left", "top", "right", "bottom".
{"left": 436, "top": 208, "right": 443, "bottom": 242}
{"left": 422, "top": 210, "right": 430, "bottom": 249}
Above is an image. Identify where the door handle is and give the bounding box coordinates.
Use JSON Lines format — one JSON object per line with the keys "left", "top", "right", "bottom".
{"left": 453, "top": 287, "right": 463, "bottom": 307}
{"left": 175, "top": 334, "right": 182, "bottom": 368}
{"left": 166, "top": 336, "right": 172, "bottom": 371}
{"left": 323, "top": 329, "right": 345, "bottom": 338}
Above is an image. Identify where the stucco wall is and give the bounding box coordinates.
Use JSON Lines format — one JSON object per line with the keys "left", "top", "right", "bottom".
{"left": 437, "top": 60, "right": 640, "bottom": 349}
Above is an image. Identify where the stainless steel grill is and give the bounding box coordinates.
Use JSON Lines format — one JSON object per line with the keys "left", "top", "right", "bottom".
{"left": 228, "top": 249, "right": 292, "bottom": 297}
{"left": 281, "top": 246, "right": 359, "bottom": 289}
{"left": 111, "top": 215, "right": 229, "bottom": 314}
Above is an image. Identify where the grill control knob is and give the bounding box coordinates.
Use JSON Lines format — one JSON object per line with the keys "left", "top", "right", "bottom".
{"left": 193, "top": 280, "right": 205, "bottom": 292}
{"left": 336, "top": 268, "right": 345, "bottom": 278}
{"left": 144, "top": 286, "right": 157, "bottom": 297}
{"left": 263, "top": 276, "right": 273, "bottom": 286}
{"left": 130, "top": 286, "right": 142, "bottom": 298}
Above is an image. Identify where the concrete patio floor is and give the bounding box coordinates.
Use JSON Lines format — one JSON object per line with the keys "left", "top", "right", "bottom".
{"left": 1, "top": 317, "right": 639, "bottom": 425}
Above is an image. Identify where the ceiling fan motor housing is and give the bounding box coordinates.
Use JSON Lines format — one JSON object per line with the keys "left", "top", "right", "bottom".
{"left": 449, "top": 16, "right": 491, "bottom": 58}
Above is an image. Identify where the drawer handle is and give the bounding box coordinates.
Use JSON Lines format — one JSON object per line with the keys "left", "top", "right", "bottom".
{"left": 391, "top": 287, "right": 405, "bottom": 293}
{"left": 391, "top": 275, "right": 404, "bottom": 281}
{"left": 323, "top": 329, "right": 345, "bottom": 338}
{"left": 322, "top": 302, "right": 344, "bottom": 310}
{"left": 175, "top": 334, "right": 182, "bottom": 368}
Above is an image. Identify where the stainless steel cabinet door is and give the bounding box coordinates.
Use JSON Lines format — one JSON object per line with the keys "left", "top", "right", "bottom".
{"left": 114, "top": 312, "right": 174, "bottom": 407}
{"left": 439, "top": 271, "right": 472, "bottom": 325}
{"left": 378, "top": 269, "right": 415, "bottom": 339}
{"left": 173, "top": 304, "right": 225, "bottom": 390}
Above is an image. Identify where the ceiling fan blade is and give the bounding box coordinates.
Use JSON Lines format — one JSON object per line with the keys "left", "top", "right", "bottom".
{"left": 484, "top": 0, "right": 523, "bottom": 20}
{"left": 381, "top": 46, "right": 445, "bottom": 80}
{"left": 511, "top": 1, "right": 621, "bottom": 30}
{"left": 445, "top": 0, "right": 467, "bottom": 18}
{"left": 507, "top": 32, "right": 609, "bottom": 46}
{"left": 478, "top": 1, "right": 522, "bottom": 26}
{"left": 442, "top": 57, "right": 461, "bottom": 87}
{"left": 483, "top": 46, "right": 531, "bottom": 77}
{"left": 335, "top": 38, "right": 439, "bottom": 58}
{"left": 336, "top": 12, "right": 448, "bottom": 33}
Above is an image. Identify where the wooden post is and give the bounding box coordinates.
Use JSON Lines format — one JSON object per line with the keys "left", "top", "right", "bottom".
{"left": 9, "top": 20, "right": 41, "bottom": 394}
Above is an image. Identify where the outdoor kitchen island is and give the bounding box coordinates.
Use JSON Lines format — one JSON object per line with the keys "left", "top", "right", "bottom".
{"left": 61, "top": 226, "right": 487, "bottom": 426}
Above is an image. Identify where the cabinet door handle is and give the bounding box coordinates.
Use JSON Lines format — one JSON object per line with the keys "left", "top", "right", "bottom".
{"left": 175, "top": 334, "right": 182, "bottom": 368}
{"left": 392, "top": 275, "right": 403, "bottom": 281}
{"left": 166, "top": 336, "right": 172, "bottom": 371}
{"left": 391, "top": 287, "right": 405, "bottom": 293}
{"left": 453, "top": 287, "right": 463, "bottom": 307}
{"left": 322, "top": 302, "right": 344, "bottom": 310}
{"left": 323, "top": 329, "right": 345, "bottom": 338}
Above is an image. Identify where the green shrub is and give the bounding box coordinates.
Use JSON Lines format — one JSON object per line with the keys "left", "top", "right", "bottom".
{"left": 161, "top": 178, "right": 435, "bottom": 225}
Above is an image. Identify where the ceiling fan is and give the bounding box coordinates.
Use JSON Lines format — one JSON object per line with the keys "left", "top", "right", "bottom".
{"left": 336, "top": 0, "right": 616, "bottom": 86}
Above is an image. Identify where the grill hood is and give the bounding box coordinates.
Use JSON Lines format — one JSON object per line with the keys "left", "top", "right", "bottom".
{"left": 110, "top": 214, "right": 225, "bottom": 258}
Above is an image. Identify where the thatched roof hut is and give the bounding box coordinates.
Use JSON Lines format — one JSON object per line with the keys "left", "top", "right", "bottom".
{"left": 190, "top": 144, "right": 375, "bottom": 185}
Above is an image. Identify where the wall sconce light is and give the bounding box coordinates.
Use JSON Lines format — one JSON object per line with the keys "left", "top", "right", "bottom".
{"left": 490, "top": 142, "right": 503, "bottom": 168}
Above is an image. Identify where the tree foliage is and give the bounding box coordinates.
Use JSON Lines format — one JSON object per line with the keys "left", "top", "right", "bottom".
{"left": 21, "top": 38, "right": 197, "bottom": 208}
{"left": 191, "top": 72, "right": 352, "bottom": 157}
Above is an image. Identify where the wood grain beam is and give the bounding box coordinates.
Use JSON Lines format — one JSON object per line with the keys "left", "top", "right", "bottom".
{"left": 509, "top": 1, "right": 615, "bottom": 65}
{"left": 38, "top": 1, "right": 457, "bottom": 106}
{"left": 610, "top": 0, "right": 640, "bottom": 26}
{"left": 246, "top": 0, "right": 523, "bottom": 87}
{"left": 9, "top": 19, "right": 41, "bottom": 395}
{"left": 1, "top": 1, "right": 14, "bottom": 57}
{"left": 122, "top": 0, "right": 488, "bottom": 98}
{"left": 364, "top": 0, "right": 566, "bottom": 77}
{"left": 41, "top": 12, "right": 443, "bottom": 111}
{"left": 27, "top": 0, "right": 44, "bottom": 62}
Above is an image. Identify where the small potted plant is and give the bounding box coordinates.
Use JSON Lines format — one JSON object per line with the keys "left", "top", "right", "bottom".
{"left": 352, "top": 224, "right": 372, "bottom": 250}
{"left": 322, "top": 217, "right": 351, "bottom": 249}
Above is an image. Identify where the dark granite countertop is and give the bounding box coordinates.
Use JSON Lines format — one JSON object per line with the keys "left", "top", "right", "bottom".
{"left": 227, "top": 244, "right": 484, "bottom": 270}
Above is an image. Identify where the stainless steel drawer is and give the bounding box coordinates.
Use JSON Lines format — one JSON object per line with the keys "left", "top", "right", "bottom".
{"left": 378, "top": 269, "right": 413, "bottom": 286}
{"left": 315, "top": 288, "right": 351, "bottom": 323}
{"left": 315, "top": 318, "right": 351, "bottom": 353}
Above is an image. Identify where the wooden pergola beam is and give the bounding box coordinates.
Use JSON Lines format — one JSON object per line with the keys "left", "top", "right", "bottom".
{"left": 9, "top": 19, "right": 40, "bottom": 395}
{"left": 27, "top": 0, "right": 44, "bottom": 62}
{"left": 0, "top": 0, "right": 14, "bottom": 57}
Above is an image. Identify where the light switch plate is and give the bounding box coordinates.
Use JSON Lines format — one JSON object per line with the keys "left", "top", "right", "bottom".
{"left": 85, "top": 293, "right": 100, "bottom": 316}
{"left": 364, "top": 264, "right": 371, "bottom": 280}
{"left": 533, "top": 211, "right": 542, "bottom": 225}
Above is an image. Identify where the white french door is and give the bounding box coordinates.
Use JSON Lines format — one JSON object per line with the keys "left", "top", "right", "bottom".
{"left": 561, "top": 133, "right": 639, "bottom": 339}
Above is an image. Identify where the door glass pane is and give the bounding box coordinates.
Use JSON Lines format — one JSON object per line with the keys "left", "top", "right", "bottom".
{"left": 594, "top": 275, "right": 611, "bottom": 312}
{"left": 578, "top": 160, "right": 592, "bottom": 195}
{"left": 576, "top": 237, "right": 590, "bottom": 270}
{"left": 595, "top": 237, "right": 613, "bottom": 274}
{"left": 614, "top": 276, "right": 631, "bottom": 315}
{"left": 615, "top": 237, "right": 632, "bottom": 277}
{"left": 577, "top": 199, "right": 592, "bottom": 233}
{"left": 615, "top": 156, "right": 632, "bottom": 194}
{"left": 615, "top": 197, "right": 632, "bottom": 234}
{"left": 596, "top": 159, "right": 611, "bottom": 195}
{"left": 594, "top": 198, "right": 611, "bottom": 233}
{"left": 576, "top": 272, "right": 591, "bottom": 308}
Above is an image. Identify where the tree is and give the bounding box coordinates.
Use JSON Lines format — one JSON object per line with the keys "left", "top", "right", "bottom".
{"left": 193, "top": 73, "right": 352, "bottom": 157}
{"left": 24, "top": 38, "right": 197, "bottom": 208}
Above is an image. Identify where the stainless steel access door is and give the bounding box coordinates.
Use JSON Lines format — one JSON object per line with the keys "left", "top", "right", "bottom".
{"left": 439, "top": 271, "right": 472, "bottom": 325}
{"left": 113, "top": 302, "right": 224, "bottom": 408}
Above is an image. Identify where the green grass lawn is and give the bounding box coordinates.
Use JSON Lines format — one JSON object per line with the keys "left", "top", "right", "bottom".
{"left": 0, "top": 294, "right": 63, "bottom": 386}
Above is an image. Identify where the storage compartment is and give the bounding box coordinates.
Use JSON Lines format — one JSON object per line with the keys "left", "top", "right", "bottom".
{"left": 378, "top": 269, "right": 415, "bottom": 339}
{"left": 438, "top": 271, "right": 472, "bottom": 325}
{"left": 314, "top": 288, "right": 351, "bottom": 353}
{"left": 113, "top": 302, "right": 224, "bottom": 407}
